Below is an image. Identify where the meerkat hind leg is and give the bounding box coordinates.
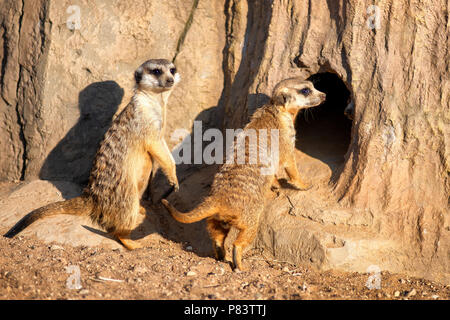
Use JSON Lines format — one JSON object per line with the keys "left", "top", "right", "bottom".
{"left": 232, "top": 224, "right": 258, "bottom": 271}
{"left": 206, "top": 218, "right": 230, "bottom": 261}
{"left": 115, "top": 230, "right": 143, "bottom": 250}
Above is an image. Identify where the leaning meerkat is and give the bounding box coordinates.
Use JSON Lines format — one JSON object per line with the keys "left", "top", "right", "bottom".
{"left": 4, "top": 59, "right": 180, "bottom": 250}
{"left": 162, "top": 77, "right": 326, "bottom": 270}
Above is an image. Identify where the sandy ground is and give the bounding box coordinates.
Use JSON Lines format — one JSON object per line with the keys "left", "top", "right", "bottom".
{"left": 0, "top": 174, "right": 448, "bottom": 301}
{"left": 0, "top": 233, "right": 448, "bottom": 300}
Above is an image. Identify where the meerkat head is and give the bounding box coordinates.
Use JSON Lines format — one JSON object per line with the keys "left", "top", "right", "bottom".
{"left": 134, "top": 59, "right": 180, "bottom": 93}
{"left": 271, "top": 78, "right": 326, "bottom": 116}
{"left": 344, "top": 98, "right": 354, "bottom": 120}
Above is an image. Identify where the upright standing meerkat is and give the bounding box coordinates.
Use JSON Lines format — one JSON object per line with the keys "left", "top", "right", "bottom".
{"left": 4, "top": 59, "right": 180, "bottom": 250}
{"left": 162, "top": 77, "right": 326, "bottom": 270}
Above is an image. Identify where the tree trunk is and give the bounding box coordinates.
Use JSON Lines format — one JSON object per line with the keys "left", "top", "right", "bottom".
{"left": 220, "top": 0, "right": 449, "bottom": 282}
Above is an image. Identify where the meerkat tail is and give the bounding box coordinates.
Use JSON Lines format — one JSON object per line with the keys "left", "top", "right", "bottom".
{"left": 3, "top": 196, "right": 93, "bottom": 238}
{"left": 161, "top": 198, "right": 217, "bottom": 224}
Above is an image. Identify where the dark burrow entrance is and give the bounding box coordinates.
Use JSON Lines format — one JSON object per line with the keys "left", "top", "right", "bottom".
{"left": 295, "top": 72, "right": 352, "bottom": 178}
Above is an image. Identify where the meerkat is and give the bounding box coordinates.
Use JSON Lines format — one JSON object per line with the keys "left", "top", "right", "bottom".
{"left": 344, "top": 98, "right": 354, "bottom": 120}
{"left": 4, "top": 59, "right": 180, "bottom": 250}
{"left": 162, "top": 77, "right": 326, "bottom": 270}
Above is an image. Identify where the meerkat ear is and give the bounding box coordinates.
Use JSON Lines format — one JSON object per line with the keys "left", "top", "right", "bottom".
{"left": 134, "top": 67, "right": 143, "bottom": 84}
{"left": 271, "top": 90, "right": 289, "bottom": 106}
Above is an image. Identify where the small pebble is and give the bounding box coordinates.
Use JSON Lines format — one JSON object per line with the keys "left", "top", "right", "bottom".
{"left": 186, "top": 271, "right": 197, "bottom": 277}
{"left": 407, "top": 289, "right": 417, "bottom": 297}
{"left": 186, "top": 246, "right": 193, "bottom": 251}
{"left": 431, "top": 295, "right": 439, "bottom": 300}
{"left": 394, "top": 291, "right": 400, "bottom": 297}
{"left": 50, "top": 245, "right": 64, "bottom": 251}
{"left": 134, "top": 266, "right": 147, "bottom": 274}
{"left": 217, "top": 267, "right": 225, "bottom": 276}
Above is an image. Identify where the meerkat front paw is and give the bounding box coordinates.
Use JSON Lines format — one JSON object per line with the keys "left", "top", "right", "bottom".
{"left": 290, "top": 180, "right": 312, "bottom": 191}
{"left": 158, "top": 181, "right": 179, "bottom": 202}
{"left": 270, "top": 184, "right": 281, "bottom": 197}
{"left": 171, "top": 181, "right": 179, "bottom": 192}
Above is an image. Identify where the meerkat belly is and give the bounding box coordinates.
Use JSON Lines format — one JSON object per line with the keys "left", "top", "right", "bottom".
{"left": 102, "top": 140, "right": 155, "bottom": 231}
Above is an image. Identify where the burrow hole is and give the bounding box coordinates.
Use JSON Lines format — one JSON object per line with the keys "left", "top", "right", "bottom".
{"left": 295, "top": 72, "right": 352, "bottom": 177}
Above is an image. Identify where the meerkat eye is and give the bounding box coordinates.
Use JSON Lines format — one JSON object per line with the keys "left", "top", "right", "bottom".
{"left": 299, "top": 88, "right": 311, "bottom": 95}
{"left": 150, "top": 68, "right": 162, "bottom": 76}
{"left": 170, "top": 67, "right": 177, "bottom": 75}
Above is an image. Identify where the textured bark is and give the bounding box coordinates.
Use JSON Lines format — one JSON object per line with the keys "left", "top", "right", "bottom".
{"left": 0, "top": 0, "right": 51, "bottom": 180}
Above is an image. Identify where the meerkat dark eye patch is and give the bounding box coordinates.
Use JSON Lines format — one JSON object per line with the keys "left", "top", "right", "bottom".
{"left": 299, "top": 88, "right": 311, "bottom": 95}
{"left": 170, "top": 67, "right": 177, "bottom": 75}
{"left": 150, "top": 68, "right": 162, "bottom": 76}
